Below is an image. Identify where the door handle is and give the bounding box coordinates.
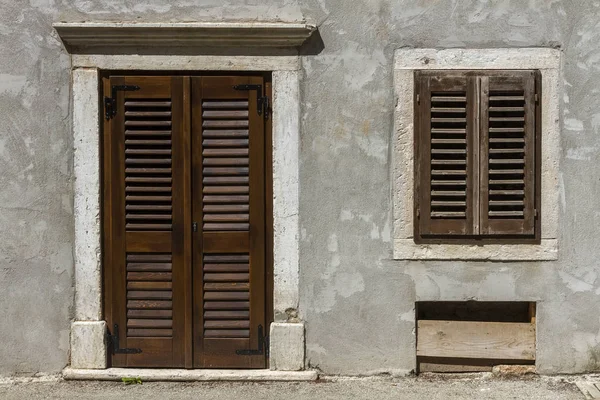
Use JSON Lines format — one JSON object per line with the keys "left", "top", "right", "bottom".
{"left": 192, "top": 222, "right": 198, "bottom": 232}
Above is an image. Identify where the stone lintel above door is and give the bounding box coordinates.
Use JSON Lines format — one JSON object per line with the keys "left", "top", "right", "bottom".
{"left": 53, "top": 22, "right": 316, "bottom": 50}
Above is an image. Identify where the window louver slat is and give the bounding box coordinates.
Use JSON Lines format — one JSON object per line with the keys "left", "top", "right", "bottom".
{"left": 416, "top": 70, "right": 539, "bottom": 241}
{"left": 487, "top": 90, "right": 526, "bottom": 221}
{"left": 429, "top": 91, "right": 468, "bottom": 220}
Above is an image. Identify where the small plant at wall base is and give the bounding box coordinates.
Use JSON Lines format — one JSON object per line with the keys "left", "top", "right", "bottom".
{"left": 121, "top": 377, "right": 142, "bottom": 385}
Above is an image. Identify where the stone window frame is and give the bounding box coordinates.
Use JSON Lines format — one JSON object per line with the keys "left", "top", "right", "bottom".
{"left": 393, "top": 48, "right": 561, "bottom": 261}
{"left": 56, "top": 22, "right": 316, "bottom": 374}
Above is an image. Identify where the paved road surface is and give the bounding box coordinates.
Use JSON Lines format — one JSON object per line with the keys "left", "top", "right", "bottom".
{"left": 0, "top": 374, "right": 585, "bottom": 399}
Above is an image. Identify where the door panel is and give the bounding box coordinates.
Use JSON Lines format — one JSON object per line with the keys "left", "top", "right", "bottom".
{"left": 191, "top": 76, "right": 267, "bottom": 368}
{"left": 103, "top": 76, "right": 188, "bottom": 367}
{"left": 103, "top": 74, "right": 268, "bottom": 369}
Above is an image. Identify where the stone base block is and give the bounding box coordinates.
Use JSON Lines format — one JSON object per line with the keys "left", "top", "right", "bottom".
{"left": 269, "top": 322, "right": 304, "bottom": 371}
{"left": 71, "top": 321, "right": 107, "bottom": 369}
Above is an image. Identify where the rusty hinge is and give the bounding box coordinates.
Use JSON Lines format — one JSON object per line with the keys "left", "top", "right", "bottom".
{"left": 233, "top": 84, "right": 269, "bottom": 119}
{"left": 107, "top": 324, "right": 142, "bottom": 354}
{"left": 535, "top": 93, "right": 539, "bottom": 103}
{"left": 416, "top": 94, "right": 420, "bottom": 104}
{"left": 235, "top": 324, "right": 269, "bottom": 356}
{"left": 105, "top": 85, "right": 140, "bottom": 120}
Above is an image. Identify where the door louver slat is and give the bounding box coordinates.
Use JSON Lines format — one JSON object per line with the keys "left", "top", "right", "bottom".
{"left": 203, "top": 254, "right": 250, "bottom": 339}
{"left": 126, "top": 253, "right": 174, "bottom": 338}
{"left": 124, "top": 98, "right": 173, "bottom": 231}
{"left": 202, "top": 100, "right": 250, "bottom": 232}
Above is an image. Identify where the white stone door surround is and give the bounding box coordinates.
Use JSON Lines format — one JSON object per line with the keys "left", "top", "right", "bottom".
{"left": 57, "top": 22, "right": 315, "bottom": 372}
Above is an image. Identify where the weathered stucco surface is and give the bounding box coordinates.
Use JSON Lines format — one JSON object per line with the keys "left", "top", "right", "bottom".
{"left": 1, "top": 0, "right": 600, "bottom": 376}
{"left": 392, "top": 48, "right": 560, "bottom": 261}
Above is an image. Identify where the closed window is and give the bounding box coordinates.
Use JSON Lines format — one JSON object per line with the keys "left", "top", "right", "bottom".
{"left": 414, "top": 70, "right": 541, "bottom": 243}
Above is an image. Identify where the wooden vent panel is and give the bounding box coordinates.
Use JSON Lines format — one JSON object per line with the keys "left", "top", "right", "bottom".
{"left": 429, "top": 91, "right": 468, "bottom": 220}
{"left": 487, "top": 90, "right": 526, "bottom": 219}
{"left": 202, "top": 100, "right": 250, "bottom": 232}
{"left": 203, "top": 254, "right": 250, "bottom": 338}
{"left": 124, "top": 99, "right": 173, "bottom": 231}
{"left": 126, "top": 253, "right": 173, "bottom": 337}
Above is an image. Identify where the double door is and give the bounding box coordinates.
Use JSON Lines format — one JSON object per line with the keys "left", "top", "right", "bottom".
{"left": 102, "top": 75, "right": 271, "bottom": 368}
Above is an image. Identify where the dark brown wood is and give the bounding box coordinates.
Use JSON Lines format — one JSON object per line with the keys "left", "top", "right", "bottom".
{"left": 108, "top": 75, "right": 127, "bottom": 367}
{"left": 479, "top": 71, "right": 537, "bottom": 237}
{"left": 265, "top": 79, "right": 274, "bottom": 366}
{"left": 191, "top": 76, "right": 267, "bottom": 369}
{"left": 202, "top": 232, "right": 250, "bottom": 252}
{"left": 102, "top": 76, "right": 114, "bottom": 367}
{"left": 104, "top": 73, "right": 272, "bottom": 369}
{"left": 414, "top": 70, "right": 541, "bottom": 243}
{"left": 127, "top": 272, "right": 173, "bottom": 281}
{"left": 103, "top": 76, "right": 188, "bottom": 368}
{"left": 534, "top": 71, "right": 542, "bottom": 241}
{"left": 190, "top": 76, "right": 205, "bottom": 368}
{"left": 245, "top": 75, "right": 267, "bottom": 369}
{"left": 181, "top": 76, "right": 194, "bottom": 369}
{"left": 415, "top": 71, "right": 475, "bottom": 240}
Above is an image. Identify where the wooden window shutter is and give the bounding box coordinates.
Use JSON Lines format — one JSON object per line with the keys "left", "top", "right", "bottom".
{"left": 479, "top": 71, "right": 540, "bottom": 236}
{"left": 191, "top": 76, "right": 266, "bottom": 368}
{"left": 103, "top": 76, "right": 188, "bottom": 367}
{"left": 415, "top": 71, "right": 478, "bottom": 239}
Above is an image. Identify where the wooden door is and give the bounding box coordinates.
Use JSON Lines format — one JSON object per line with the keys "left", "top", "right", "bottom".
{"left": 103, "top": 76, "right": 191, "bottom": 367}
{"left": 191, "top": 76, "right": 267, "bottom": 368}
{"left": 103, "top": 74, "right": 268, "bottom": 369}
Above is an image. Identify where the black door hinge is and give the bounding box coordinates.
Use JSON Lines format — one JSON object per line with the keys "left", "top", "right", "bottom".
{"left": 105, "top": 85, "right": 141, "bottom": 120}
{"left": 235, "top": 324, "right": 269, "bottom": 356}
{"left": 262, "top": 95, "right": 270, "bottom": 120}
{"left": 107, "top": 323, "right": 142, "bottom": 355}
{"left": 233, "top": 84, "right": 270, "bottom": 119}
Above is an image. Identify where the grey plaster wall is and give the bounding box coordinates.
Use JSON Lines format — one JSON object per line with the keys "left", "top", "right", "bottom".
{"left": 1, "top": 0, "right": 599, "bottom": 376}
{"left": 297, "top": 0, "right": 598, "bottom": 376}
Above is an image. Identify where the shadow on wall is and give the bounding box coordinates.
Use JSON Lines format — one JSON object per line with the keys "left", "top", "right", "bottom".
{"left": 299, "top": 29, "right": 325, "bottom": 56}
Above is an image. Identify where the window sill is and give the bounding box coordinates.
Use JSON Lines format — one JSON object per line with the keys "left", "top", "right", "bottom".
{"left": 393, "top": 239, "right": 558, "bottom": 261}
